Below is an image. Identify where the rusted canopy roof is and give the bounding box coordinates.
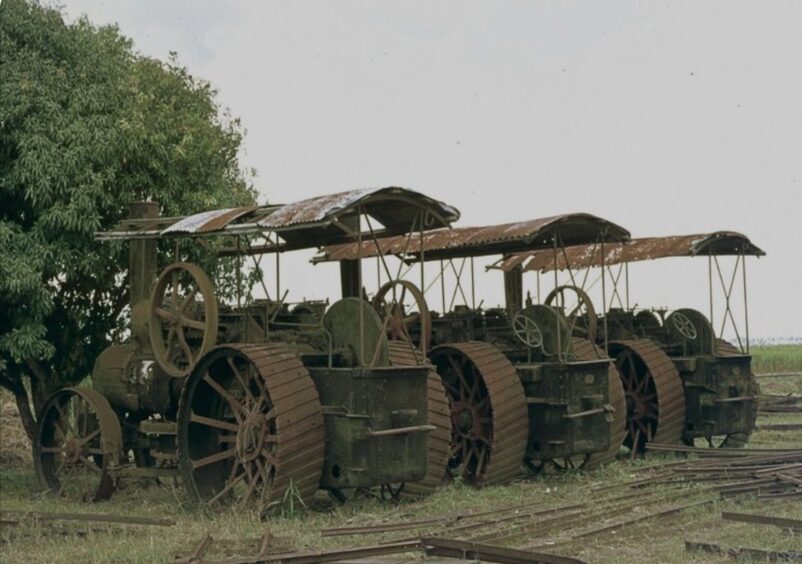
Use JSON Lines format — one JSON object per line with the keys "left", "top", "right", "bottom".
{"left": 96, "top": 187, "right": 460, "bottom": 250}
{"left": 313, "top": 213, "right": 630, "bottom": 263}
{"left": 500, "top": 231, "right": 765, "bottom": 273}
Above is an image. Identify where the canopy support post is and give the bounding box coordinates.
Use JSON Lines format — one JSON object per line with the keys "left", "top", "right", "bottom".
{"left": 553, "top": 234, "right": 562, "bottom": 361}
{"left": 357, "top": 206, "right": 364, "bottom": 365}
{"left": 419, "top": 210, "right": 426, "bottom": 356}
{"left": 601, "top": 237, "right": 608, "bottom": 355}
{"left": 708, "top": 253, "right": 715, "bottom": 346}
{"left": 440, "top": 259, "right": 446, "bottom": 314}
{"left": 625, "top": 261, "right": 630, "bottom": 310}
{"left": 742, "top": 252, "right": 750, "bottom": 354}
{"left": 470, "top": 256, "right": 476, "bottom": 310}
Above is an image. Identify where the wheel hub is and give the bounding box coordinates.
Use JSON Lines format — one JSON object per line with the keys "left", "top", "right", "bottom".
{"left": 236, "top": 412, "right": 266, "bottom": 462}
{"left": 451, "top": 401, "right": 480, "bottom": 438}
{"left": 625, "top": 391, "right": 647, "bottom": 418}
{"left": 63, "top": 438, "right": 82, "bottom": 463}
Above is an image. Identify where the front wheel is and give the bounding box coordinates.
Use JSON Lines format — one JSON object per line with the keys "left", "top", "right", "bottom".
{"left": 34, "top": 388, "right": 122, "bottom": 502}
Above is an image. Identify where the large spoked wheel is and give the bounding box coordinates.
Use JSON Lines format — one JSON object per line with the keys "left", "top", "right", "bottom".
{"left": 430, "top": 342, "right": 528, "bottom": 486}
{"left": 609, "top": 340, "right": 685, "bottom": 457}
{"left": 177, "top": 345, "right": 325, "bottom": 513}
{"left": 544, "top": 285, "right": 598, "bottom": 343}
{"left": 149, "top": 262, "right": 219, "bottom": 377}
{"left": 34, "top": 388, "right": 122, "bottom": 502}
{"left": 372, "top": 280, "right": 432, "bottom": 356}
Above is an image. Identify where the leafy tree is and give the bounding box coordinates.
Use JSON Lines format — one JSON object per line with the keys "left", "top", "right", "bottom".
{"left": 0, "top": 0, "right": 256, "bottom": 438}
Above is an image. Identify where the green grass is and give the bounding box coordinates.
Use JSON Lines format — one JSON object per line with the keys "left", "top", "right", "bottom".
{"left": 751, "top": 344, "right": 802, "bottom": 374}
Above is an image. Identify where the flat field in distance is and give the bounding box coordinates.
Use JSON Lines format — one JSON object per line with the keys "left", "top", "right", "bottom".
{"left": 0, "top": 346, "right": 800, "bottom": 563}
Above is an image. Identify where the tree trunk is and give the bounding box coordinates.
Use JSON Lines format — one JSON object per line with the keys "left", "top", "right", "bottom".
{"left": 0, "top": 368, "right": 38, "bottom": 441}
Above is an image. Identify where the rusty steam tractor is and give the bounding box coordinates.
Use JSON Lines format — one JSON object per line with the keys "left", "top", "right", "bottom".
{"left": 33, "top": 188, "right": 460, "bottom": 510}
{"left": 501, "top": 231, "right": 764, "bottom": 455}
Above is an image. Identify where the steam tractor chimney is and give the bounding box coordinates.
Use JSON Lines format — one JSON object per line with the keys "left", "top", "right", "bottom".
{"left": 504, "top": 264, "right": 524, "bottom": 314}
{"left": 128, "top": 202, "right": 159, "bottom": 349}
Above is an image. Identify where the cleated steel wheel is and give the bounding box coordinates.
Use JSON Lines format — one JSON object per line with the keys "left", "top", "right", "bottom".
{"left": 34, "top": 388, "right": 122, "bottom": 502}
{"left": 177, "top": 344, "right": 325, "bottom": 513}
{"left": 609, "top": 340, "right": 685, "bottom": 457}
{"left": 573, "top": 339, "right": 627, "bottom": 469}
{"left": 386, "top": 342, "right": 451, "bottom": 499}
{"left": 430, "top": 342, "right": 528, "bottom": 486}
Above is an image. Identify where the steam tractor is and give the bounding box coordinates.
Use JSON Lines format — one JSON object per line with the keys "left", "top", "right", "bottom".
{"left": 33, "top": 187, "right": 460, "bottom": 510}
{"left": 315, "top": 213, "right": 631, "bottom": 487}
{"left": 502, "top": 231, "right": 763, "bottom": 454}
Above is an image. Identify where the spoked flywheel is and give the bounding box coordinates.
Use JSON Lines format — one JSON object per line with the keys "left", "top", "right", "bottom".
{"left": 609, "top": 340, "right": 685, "bottom": 457}
{"left": 372, "top": 280, "right": 432, "bottom": 356}
{"left": 386, "top": 342, "right": 451, "bottom": 499}
{"left": 430, "top": 342, "right": 528, "bottom": 486}
{"left": 177, "top": 344, "right": 325, "bottom": 513}
{"left": 34, "top": 388, "right": 122, "bottom": 502}
{"left": 572, "top": 339, "right": 627, "bottom": 469}
{"left": 149, "top": 262, "right": 219, "bottom": 377}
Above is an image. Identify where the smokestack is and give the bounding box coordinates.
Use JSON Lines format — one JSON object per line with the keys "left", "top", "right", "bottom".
{"left": 128, "top": 202, "right": 159, "bottom": 348}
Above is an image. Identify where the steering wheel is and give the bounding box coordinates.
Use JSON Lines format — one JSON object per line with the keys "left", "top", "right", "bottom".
{"left": 512, "top": 311, "right": 544, "bottom": 349}
{"left": 670, "top": 311, "right": 698, "bottom": 340}
{"left": 544, "top": 285, "right": 598, "bottom": 343}
{"left": 149, "top": 262, "right": 219, "bottom": 377}
{"left": 371, "top": 280, "right": 432, "bottom": 355}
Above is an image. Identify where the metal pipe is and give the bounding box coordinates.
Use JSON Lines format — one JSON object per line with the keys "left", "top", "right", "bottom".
{"left": 708, "top": 253, "right": 715, "bottom": 341}
{"left": 419, "top": 210, "right": 426, "bottom": 356}
{"left": 553, "top": 235, "right": 562, "bottom": 360}
{"left": 601, "top": 237, "right": 608, "bottom": 355}
{"left": 470, "top": 256, "right": 476, "bottom": 309}
{"left": 625, "top": 262, "right": 630, "bottom": 310}
{"left": 742, "top": 253, "right": 750, "bottom": 354}
{"left": 440, "top": 259, "right": 446, "bottom": 313}
{"left": 358, "top": 207, "right": 364, "bottom": 365}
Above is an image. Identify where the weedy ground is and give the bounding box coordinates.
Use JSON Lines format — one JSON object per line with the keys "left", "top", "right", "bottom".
{"left": 0, "top": 346, "right": 800, "bottom": 563}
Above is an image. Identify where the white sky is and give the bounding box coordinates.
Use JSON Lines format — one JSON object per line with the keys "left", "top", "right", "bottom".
{"left": 60, "top": 1, "right": 801, "bottom": 340}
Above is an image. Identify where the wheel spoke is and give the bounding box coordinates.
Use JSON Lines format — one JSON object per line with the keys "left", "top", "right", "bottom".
{"left": 155, "top": 307, "right": 173, "bottom": 320}
{"left": 203, "top": 374, "right": 247, "bottom": 421}
{"left": 190, "top": 411, "right": 239, "bottom": 433}
{"left": 77, "top": 428, "right": 101, "bottom": 447}
{"left": 181, "top": 316, "right": 206, "bottom": 331}
{"left": 179, "top": 288, "right": 198, "bottom": 312}
{"left": 54, "top": 404, "right": 76, "bottom": 437}
{"left": 208, "top": 470, "right": 246, "bottom": 507}
{"left": 192, "top": 448, "right": 237, "bottom": 470}
{"left": 79, "top": 456, "right": 103, "bottom": 474}
{"left": 227, "top": 357, "right": 257, "bottom": 404}
{"left": 176, "top": 328, "right": 194, "bottom": 366}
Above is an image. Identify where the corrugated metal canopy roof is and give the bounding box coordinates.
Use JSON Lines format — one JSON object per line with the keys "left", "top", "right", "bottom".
{"left": 500, "top": 231, "right": 765, "bottom": 273}
{"left": 313, "top": 213, "right": 630, "bottom": 262}
{"left": 96, "top": 187, "right": 460, "bottom": 249}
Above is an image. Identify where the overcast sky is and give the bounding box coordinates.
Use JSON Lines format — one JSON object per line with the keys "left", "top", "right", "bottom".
{"left": 60, "top": 1, "right": 801, "bottom": 341}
